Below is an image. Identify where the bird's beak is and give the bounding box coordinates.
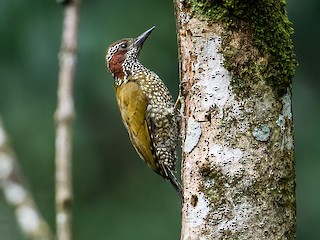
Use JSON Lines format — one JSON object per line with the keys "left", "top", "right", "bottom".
{"left": 134, "top": 26, "right": 156, "bottom": 49}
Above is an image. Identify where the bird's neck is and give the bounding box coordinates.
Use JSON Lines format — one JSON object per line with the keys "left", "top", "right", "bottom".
{"left": 114, "top": 59, "right": 147, "bottom": 86}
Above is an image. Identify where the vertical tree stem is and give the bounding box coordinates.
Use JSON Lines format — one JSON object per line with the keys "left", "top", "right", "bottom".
{"left": 55, "top": 1, "right": 80, "bottom": 240}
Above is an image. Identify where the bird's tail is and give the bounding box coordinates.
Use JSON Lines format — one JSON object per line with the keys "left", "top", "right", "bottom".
{"left": 168, "top": 172, "right": 183, "bottom": 201}
{"left": 160, "top": 162, "right": 183, "bottom": 201}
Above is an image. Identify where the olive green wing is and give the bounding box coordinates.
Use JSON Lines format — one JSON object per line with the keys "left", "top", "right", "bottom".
{"left": 115, "top": 81, "right": 157, "bottom": 171}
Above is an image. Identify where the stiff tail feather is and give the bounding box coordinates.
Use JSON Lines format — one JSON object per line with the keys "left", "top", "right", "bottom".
{"left": 168, "top": 172, "right": 183, "bottom": 201}
{"left": 160, "top": 162, "right": 183, "bottom": 201}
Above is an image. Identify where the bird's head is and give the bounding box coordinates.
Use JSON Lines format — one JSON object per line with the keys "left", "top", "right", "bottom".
{"left": 106, "top": 26, "right": 155, "bottom": 80}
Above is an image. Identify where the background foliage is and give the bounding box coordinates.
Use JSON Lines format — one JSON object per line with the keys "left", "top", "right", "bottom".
{"left": 0, "top": 0, "right": 318, "bottom": 239}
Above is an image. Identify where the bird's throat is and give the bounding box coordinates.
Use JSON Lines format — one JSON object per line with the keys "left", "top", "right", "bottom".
{"left": 109, "top": 51, "right": 126, "bottom": 80}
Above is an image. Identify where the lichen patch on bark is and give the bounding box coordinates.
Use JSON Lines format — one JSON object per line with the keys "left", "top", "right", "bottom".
{"left": 209, "top": 144, "right": 243, "bottom": 177}
{"left": 252, "top": 124, "right": 271, "bottom": 142}
{"left": 184, "top": 117, "right": 202, "bottom": 153}
{"left": 186, "top": 192, "right": 209, "bottom": 228}
{"left": 186, "top": 0, "right": 297, "bottom": 96}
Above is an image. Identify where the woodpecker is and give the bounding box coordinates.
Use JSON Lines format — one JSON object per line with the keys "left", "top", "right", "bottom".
{"left": 106, "top": 26, "right": 182, "bottom": 198}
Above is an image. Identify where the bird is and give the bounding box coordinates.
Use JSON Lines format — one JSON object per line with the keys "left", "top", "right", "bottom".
{"left": 105, "top": 26, "right": 182, "bottom": 199}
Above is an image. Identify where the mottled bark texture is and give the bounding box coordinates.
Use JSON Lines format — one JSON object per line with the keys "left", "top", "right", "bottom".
{"left": 173, "top": 1, "right": 296, "bottom": 239}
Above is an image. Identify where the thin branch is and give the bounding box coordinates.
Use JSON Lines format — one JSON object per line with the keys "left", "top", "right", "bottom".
{"left": 0, "top": 117, "right": 53, "bottom": 240}
{"left": 55, "top": 1, "right": 80, "bottom": 240}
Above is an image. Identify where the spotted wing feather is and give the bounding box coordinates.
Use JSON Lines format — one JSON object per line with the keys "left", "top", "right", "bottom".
{"left": 146, "top": 105, "right": 182, "bottom": 198}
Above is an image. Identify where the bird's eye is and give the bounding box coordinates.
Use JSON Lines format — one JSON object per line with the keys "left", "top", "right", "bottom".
{"left": 120, "top": 42, "right": 128, "bottom": 50}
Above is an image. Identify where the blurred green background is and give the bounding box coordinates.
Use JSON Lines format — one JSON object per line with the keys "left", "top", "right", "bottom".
{"left": 0, "top": 0, "right": 318, "bottom": 239}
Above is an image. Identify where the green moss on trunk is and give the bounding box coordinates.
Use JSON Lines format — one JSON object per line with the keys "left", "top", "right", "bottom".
{"left": 186, "top": 0, "right": 297, "bottom": 96}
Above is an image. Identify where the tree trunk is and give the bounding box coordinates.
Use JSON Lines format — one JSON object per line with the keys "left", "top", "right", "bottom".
{"left": 173, "top": 1, "right": 296, "bottom": 239}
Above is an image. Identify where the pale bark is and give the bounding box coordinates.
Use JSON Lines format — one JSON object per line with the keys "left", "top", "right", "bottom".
{"left": 55, "top": 1, "right": 80, "bottom": 240}
{"left": 0, "top": 117, "right": 52, "bottom": 240}
{"left": 174, "top": 1, "right": 296, "bottom": 239}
